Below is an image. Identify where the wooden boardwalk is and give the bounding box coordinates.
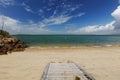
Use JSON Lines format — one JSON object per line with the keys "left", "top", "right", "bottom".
{"left": 41, "top": 63, "right": 95, "bottom": 80}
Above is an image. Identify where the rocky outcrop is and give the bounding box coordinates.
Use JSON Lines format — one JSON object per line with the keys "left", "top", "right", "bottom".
{"left": 0, "top": 30, "right": 28, "bottom": 55}
{"left": 0, "top": 37, "right": 28, "bottom": 55}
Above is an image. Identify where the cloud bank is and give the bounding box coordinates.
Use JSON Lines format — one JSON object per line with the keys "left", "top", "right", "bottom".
{"left": 0, "top": 15, "right": 52, "bottom": 34}
{"left": 112, "top": 6, "right": 120, "bottom": 21}
{"left": 68, "top": 5, "right": 120, "bottom": 34}
{"left": 112, "top": 6, "right": 120, "bottom": 33}
{"left": 68, "top": 21, "right": 115, "bottom": 34}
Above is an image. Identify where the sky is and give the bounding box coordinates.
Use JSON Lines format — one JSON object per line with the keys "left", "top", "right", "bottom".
{"left": 0, "top": 0, "right": 120, "bottom": 34}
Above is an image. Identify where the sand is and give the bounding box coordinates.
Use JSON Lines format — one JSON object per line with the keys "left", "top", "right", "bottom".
{"left": 0, "top": 46, "right": 120, "bottom": 80}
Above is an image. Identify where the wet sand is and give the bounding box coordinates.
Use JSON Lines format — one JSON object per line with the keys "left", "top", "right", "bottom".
{"left": 0, "top": 46, "right": 120, "bottom": 80}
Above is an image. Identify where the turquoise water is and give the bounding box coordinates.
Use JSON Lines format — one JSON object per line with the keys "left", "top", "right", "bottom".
{"left": 14, "top": 35, "right": 120, "bottom": 47}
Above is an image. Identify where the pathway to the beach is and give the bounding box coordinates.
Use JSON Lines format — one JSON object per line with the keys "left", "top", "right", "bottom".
{"left": 41, "top": 63, "right": 95, "bottom": 80}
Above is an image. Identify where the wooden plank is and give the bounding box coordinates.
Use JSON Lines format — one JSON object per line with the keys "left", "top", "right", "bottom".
{"left": 40, "top": 63, "right": 50, "bottom": 80}
{"left": 40, "top": 63, "right": 95, "bottom": 80}
{"left": 75, "top": 63, "right": 96, "bottom": 80}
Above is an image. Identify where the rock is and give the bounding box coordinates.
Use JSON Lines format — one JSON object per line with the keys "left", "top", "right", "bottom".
{"left": 0, "top": 30, "right": 28, "bottom": 55}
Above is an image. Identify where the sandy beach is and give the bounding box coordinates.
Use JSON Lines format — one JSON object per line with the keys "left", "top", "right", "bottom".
{"left": 0, "top": 46, "right": 120, "bottom": 80}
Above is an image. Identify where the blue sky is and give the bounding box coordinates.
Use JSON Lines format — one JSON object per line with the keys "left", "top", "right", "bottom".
{"left": 0, "top": 0, "right": 120, "bottom": 34}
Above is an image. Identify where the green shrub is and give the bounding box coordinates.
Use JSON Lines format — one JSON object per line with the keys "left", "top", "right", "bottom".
{"left": 0, "top": 30, "right": 11, "bottom": 38}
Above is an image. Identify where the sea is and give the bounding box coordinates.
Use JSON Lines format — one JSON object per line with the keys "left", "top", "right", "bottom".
{"left": 14, "top": 35, "right": 120, "bottom": 47}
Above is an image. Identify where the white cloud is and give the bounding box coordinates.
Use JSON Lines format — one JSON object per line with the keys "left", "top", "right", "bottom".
{"left": 39, "top": 15, "right": 72, "bottom": 27}
{"left": 68, "top": 21, "right": 115, "bottom": 34}
{"left": 60, "top": 4, "right": 82, "bottom": 16}
{"left": 77, "top": 13, "right": 85, "bottom": 17}
{"left": 37, "top": 0, "right": 83, "bottom": 19}
{"left": 67, "top": 5, "right": 120, "bottom": 34}
{"left": 38, "top": 9, "right": 45, "bottom": 18}
{"left": 0, "top": 15, "right": 21, "bottom": 34}
{"left": 70, "top": 5, "right": 80, "bottom": 12}
{"left": 0, "top": 12, "right": 117, "bottom": 35}
{"left": 111, "top": 6, "right": 120, "bottom": 21}
{"left": 0, "top": 14, "right": 78, "bottom": 34}
{"left": 0, "top": 15, "right": 52, "bottom": 34}
{"left": 111, "top": 5, "right": 120, "bottom": 33}
{"left": 0, "top": 0, "right": 14, "bottom": 7}
{"left": 1, "top": 4, "right": 120, "bottom": 34}
{"left": 18, "top": 26, "right": 52, "bottom": 34}
{"left": 22, "top": 2, "right": 34, "bottom": 13}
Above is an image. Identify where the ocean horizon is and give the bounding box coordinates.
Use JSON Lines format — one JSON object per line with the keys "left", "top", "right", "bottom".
{"left": 14, "top": 35, "right": 120, "bottom": 47}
